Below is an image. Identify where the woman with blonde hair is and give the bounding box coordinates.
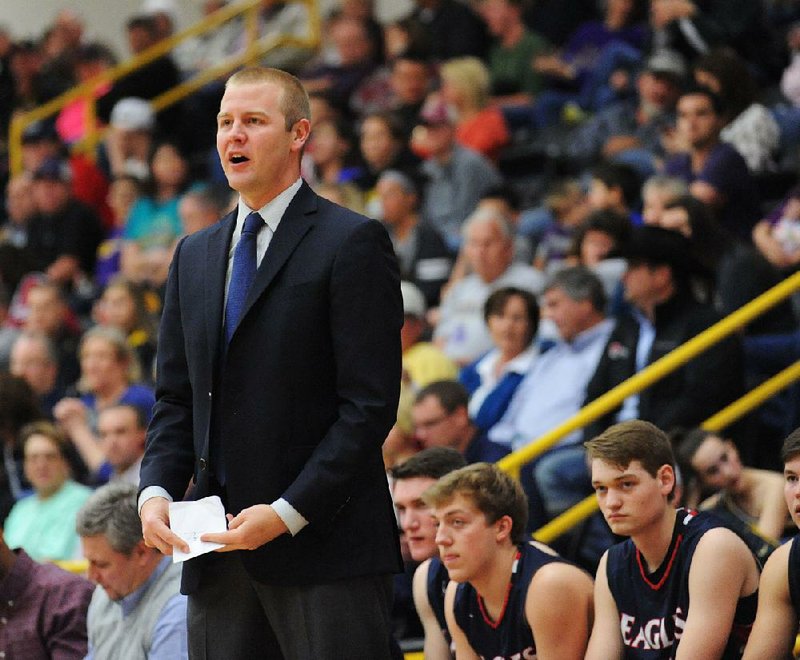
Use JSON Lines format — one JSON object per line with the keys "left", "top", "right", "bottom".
{"left": 53, "top": 326, "right": 154, "bottom": 480}
{"left": 439, "top": 56, "right": 510, "bottom": 162}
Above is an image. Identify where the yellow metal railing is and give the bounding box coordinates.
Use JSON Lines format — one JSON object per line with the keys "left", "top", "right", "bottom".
{"left": 498, "top": 270, "right": 800, "bottom": 480}
{"left": 533, "top": 358, "right": 800, "bottom": 543}
{"left": 8, "top": 0, "right": 321, "bottom": 175}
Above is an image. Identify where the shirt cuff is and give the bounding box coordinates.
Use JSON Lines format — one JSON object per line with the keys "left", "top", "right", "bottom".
{"left": 271, "top": 498, "right": 308, "bottom": 536}
{"left": 138, "top": 486, "right": 173, "bottom": 516}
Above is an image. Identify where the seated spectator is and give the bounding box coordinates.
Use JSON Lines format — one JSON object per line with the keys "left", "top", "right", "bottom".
{"left": 77, "top": 482, "right": 188, "bottom": 660}
{"left": 752, "top": 183, "right": 800, "bottom": 272}
{"left": 121, "top": 141, "right": 189, "bottom": 288}
{"left": 584, "top": 226, "right": 743, "bottom": 439}
{"left": 0, "top": 529, "right": 94, "bottom": 660}
{"left": 477, "top": 0, "right": 550, "bottom": 109}
{"left": 0, "top": 174, "right": 37, "bottom": 292}
{"left": 488, "top": 268, "right": 613, "bottom": 522}
{"left": 54, "top": 326, "right": 155, "bottom": 478}
{"left": 565, "top": 209, "right": 632, "bottom": 299}
{"left": 409, "top": 0, "right": 489, "bottom": 61}
{"left": 640, "top": 174, "right": 688, "bottom": 225}
{"left": 657, "top": 195, "right": 794, "bottom": 336}
{"left": 23, "top": 281, "right": 81, "bottom": 392}
{"left": 520, "top": 178, "right": 587, "bottom": 266}
{"left": 566, "top": 50, "right": 684, "bottom": 177}
{"left": 96, "top": 404, "right": 147, "bottom": 486}
{"left": 305, "top": 117, "right": 363, "bottom": 187}
{"left": 20, "top": 120, "right": 112, "bottom": 229}
{"left": 439, "top": 56, "right": 510, "bottom": 162}
{"left": 300, "top": 16, "right": 380, "bottom": 115}
{"left": 587, "top": 161, "right": 642, "bottom": 224}
{"left": 95, "top": 175, "right": 143, "bottom": 288}
{"left": 426, "top": 462, "right": 594, "bottom": 659}
{"left": 100, "top": 98, "right": 155, "bottom": 181}
{"left": 675, "top": 428, "right": 787, "bottom": 542}
{"left": 459, "top": 287, "right": 538, "bottom": 434}
{"left": 416, "top": 95, "right": 503, "bottom": 250}
{"left": 354, "top": 112, "right": 421, "bottom": 209}
{"left": 0, "top": 374, "right": 41, "bottom": 524}
{"left": 401, "top": 281, "right": 458, "bottom": 389}
{"left": 378, "top": 171, "right": 451, "bottom": 307}
{"left": 27, "top": 159, "right": 104, "bottom": 289}
{"left": 663, "top": 85, "right": 760, "bottom": 242}
{"left": 94, "top": 277, "right": 158, "bottom": 381}
{"left": 693, "top": 48, "right": 780, "bottom": 174}
{"left": 55, "top": 42, "right": 116, "bottom": 147}
{"left": 9, "top": 332, "right": 63, "bottom": 419}
{"left": 411, "top": 380, "right": 507, "bottom": 463}
{"left": 381, "top": 52, "right": 434, "bottom": 138}
{"left": 95, "top": 15, "right": 182, "bottom": 137}
{"left": 4, "top": 422, "right": 91, "bottom": 562}
{"left": 178, "top": 184, "right": 232, "bottom": 236}
{"left": 531, "top": 0, "right": 647, "bottom": 121}
{"left": 434, "top": 207, "right": 545, "bottom": 364}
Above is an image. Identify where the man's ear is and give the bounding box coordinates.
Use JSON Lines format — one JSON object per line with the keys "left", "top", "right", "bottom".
{"left": 291, "top": 118, "right": 311, "bottom": 151}
{"left": 494, "top": 514, "right": 513, "bottom": 543}
{"left": 657, "top": 464, "right": 676, "bottom": 497}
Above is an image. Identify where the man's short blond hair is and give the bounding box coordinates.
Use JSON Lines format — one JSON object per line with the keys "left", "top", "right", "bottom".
{"left": 226, "top": 67, "right": 310, "bottom": 130}
{"left": 423, "top": 462, "right": 529, "bottom": 544}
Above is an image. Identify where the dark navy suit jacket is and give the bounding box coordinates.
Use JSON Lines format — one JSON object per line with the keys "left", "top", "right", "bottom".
{"left": 139, "top": 183, "right": 404, "bottom": 591}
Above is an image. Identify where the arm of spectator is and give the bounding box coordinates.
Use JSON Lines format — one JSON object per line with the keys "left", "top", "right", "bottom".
{"left": 413, "top": 560, "right": 452, "bottom": 660}
{"left": 491, "top": 92, "right": 534, "bottom": 108}
{"left": 752, "top": 220, "right": 797, "bottom": 268}
{"left": 53, "top": 398, "right": 105, "bottom": 473}
{"left": 532, "top": 54, "right": 575, "bottom": 80}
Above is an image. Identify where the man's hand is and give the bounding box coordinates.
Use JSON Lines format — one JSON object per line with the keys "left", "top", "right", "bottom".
{"left": 141, "top": 497, "right": 189, "bottom": 556}
{"left": 202, "top": 504, "right": 289, "bottom": 551}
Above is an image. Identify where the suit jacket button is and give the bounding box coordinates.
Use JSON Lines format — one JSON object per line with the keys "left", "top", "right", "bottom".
{"left": 199, "top": 458, "right": 207, "bottom": 471}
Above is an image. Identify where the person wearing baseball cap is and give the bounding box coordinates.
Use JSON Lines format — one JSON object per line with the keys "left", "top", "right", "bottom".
{"left": 583, "top": 224, "right": 743, "bottom": 440}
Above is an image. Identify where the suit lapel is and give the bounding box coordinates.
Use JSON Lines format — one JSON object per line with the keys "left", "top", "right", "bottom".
{"left": 205, "top": 210, "right": 236, "bottom": 357}
{"left": 239, "top": 183, "right": 319, "bottom": 323}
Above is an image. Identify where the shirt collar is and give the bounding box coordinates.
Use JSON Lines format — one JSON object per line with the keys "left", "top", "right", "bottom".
{"left": 236, "top": 177, "right": 303, "bottom": 235}
{"left": 119, "top": 556, "right": 171, "bottom": 617}
{"left": 565, "top": 317, "right": 615, "bottom": 351}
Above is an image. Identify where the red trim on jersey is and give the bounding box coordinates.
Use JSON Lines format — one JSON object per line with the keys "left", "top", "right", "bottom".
{"left": 477, "top": 551, "right": 520, "bottom": 629}
{"left": 636, "top": 534, "right": 683, "bottom": 590}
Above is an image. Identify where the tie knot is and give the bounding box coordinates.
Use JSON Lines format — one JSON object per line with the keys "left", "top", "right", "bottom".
{"left": 243, "top": 212, "right": 263, "bottom": 235}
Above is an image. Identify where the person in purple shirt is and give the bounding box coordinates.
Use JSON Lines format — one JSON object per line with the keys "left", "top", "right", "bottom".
{"left": 0, "top": 530, "right": 93, "bottom": 660}
{"left": 664, "top": 85, "right": 760, "bottom": 242}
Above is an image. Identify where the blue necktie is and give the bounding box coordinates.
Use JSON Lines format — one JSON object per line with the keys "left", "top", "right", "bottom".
{"left": 225, "top": 211, "right": 263, "bottom": 343}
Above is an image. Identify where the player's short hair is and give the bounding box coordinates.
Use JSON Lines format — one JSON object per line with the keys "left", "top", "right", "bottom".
{"left": 423, "top": 462, "right": 528, "bottom": 544}
{"left": 585, "top": 419, "right": 675, "bottom": 477}
{"left": 781, "top": 427, "right": 800, "bottom": 464}
{"left": 391, "top": 446, "right": 466, "bottom": 481}
{"left": 226, "top": 66, "right": 310, "bottom": 130}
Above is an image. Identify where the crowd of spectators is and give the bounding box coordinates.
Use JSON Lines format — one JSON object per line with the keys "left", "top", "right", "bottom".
{"left": 0, "top": 0, "right": 799, "bottom": 653}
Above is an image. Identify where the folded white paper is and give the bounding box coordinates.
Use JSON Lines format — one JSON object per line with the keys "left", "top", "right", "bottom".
{"left": 169, "top": 496, "right": 227, "bottom": 563}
